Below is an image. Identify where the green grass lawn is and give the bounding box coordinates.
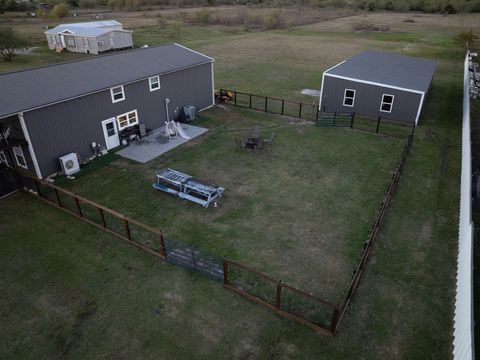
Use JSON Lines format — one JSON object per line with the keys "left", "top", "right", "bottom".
{"left": 54, "top": 107, "right": 406, "bottom": 301}
{"left": 0, "top": 10, "right": 467, "bottom": 359}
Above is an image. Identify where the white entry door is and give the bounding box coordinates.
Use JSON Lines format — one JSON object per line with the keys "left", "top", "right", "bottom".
{"left": 102, "top": 118, "right": 120, "bottom": 150}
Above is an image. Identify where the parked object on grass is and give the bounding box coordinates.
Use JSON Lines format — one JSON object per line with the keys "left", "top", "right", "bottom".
{"left": 153, "top": 168, "right": 225, "bottom": 208}
{"left": 264, "top": 131, "right": 276, "bottom": 146}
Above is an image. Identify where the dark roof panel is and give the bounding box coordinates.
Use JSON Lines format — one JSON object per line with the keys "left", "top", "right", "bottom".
{"left": 0, "top": 43, "right": 213, "bottom": 118}
{"left": 326, "top": 50, "right": 436, "bottom": 93}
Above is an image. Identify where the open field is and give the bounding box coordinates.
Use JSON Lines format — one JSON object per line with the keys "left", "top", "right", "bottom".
{"left": 0, "top": 8, "right": 466, "bottom": 359}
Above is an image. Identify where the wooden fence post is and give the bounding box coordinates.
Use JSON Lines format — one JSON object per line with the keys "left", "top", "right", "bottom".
{"left": 234, "top": 91, "right": 237, "bottom": 106}
{"left": 299, "top": 103, "right": 302, "bottom": 118}
{"left": 281, "top": 99, "right": 285, "bottom": 115}
{"left": 350, "top": 112, "right": 355, "bottom": 128}
{"left": 74, "top": 197, "right": 83, "bottom": 217}
{"left": 316, "top": 106, "right": 319, "bottom": 123}
{"left": 223, "top": 260, "right": 229, "bottom": 285}
{"left": 124, "top": 218, "right": 132, "bottom": 240}
{"left": 158, "top": 232, "right": 167, "bottom": 258}
{"left": 376, "top": 117, "right": 381, "bottom": 133}
{"left": 33, "top": 178, "right": 41, "bottom": 196}
{"left": 275, "top": 281, "right": 282, "bottom": 309}
{"left": 264, "top": 97, "right": 268, "bottom": 112}
{"left": 329, "top": 308, "right": 340, "bottom": 335}
{"left": 249, "top": 94, "right": 252, "bottom": 109}
{"left": 98, "top": 207, "right": 107, "bottom": 228}
{"left": 54, "top": 188, "right": 62, "bottom": 207}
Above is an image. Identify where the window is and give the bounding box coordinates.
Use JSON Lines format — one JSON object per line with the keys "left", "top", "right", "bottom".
{"left": 149, "top": 76, "right": 160, "bottom": 92}
{"left": 0, "top": 150, "right": 8, "bottom": 166}
{"left": 83, "top": 37, "right": 89, "bottom": 48}
{"left": 65, "top": 36, "right": 75, "bottom": 47}
{"left": 380, "top": 94, "right": 394, "bottom": 113}
{"left": 97, "top": 40, "right": 104, "bottom": 47}
{"left": 13, "top": 146, "right": 27, "bottom": 169}
{"left": 343, "top": 89, "right": 356, "bottom": 107}
{"left": 117, "top": 110, "right": 138, "bottom": 131}
{"left": 110, "top": 85, "right": 125, "bottom": 103}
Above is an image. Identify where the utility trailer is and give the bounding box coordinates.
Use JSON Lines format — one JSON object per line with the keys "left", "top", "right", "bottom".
{"left": 153, "top": 168, "right": 225, "bottom": 208}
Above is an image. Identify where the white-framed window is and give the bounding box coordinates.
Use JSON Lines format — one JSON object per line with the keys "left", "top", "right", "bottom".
{"left": 0, "top": 150, "right": 8, "bottom": 166}
{"left": 149, "top": 76, "right": 160, "bottom": 92}
{"left": 110, "top": 85, "right": 125, "bottom": 103}
{"left": 343, "top": 89, "right": 356, "bottom": 107}
{"left": 117, "top": 110, "right": 138, "bottom": 131}
{"left": 380, "top": 94, "right": 394, "bottom": 113}
{"left": 97, "top": 40, "right": 104, "bottom": 47}
{"left": 13, "top": 146, "right": 27, "bottom": 169}
{"left": 65, "top": 37, "right": 75, "bottom": 47}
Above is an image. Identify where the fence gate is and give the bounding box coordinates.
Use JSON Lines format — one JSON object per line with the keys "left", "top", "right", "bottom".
{"left": 0, "top": 165, "right": 19, "bottom": 198}
{"left": 164, "top": 238, "right": 224, "bottom": 281}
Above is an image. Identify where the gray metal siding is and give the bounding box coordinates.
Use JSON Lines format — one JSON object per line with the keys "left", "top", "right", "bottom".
{"left": 321, "top": 76, "right": 422, "bottom": 123}
{"left": 23, "top": 62, "right": 213, "bottom": 176}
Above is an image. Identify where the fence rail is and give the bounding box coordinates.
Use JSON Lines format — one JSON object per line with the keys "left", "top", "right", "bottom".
{"left": 14, "top": 169, "right": 167, "bottom": 259}
{"left": 220, "top": 89, "right": 414, "bottom": 136}
{"left": 223, "top": 259, "right": 339, "bottom": 336}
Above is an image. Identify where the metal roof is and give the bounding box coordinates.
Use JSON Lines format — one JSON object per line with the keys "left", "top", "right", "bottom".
{"left": 45, "top": 20, "right": 122, "bottom": 34}
{"left": 326, "top": 50, "right": 437, "bottom": 93}
{"left": 0, "top": 43, "right": 213, "bottom": 118}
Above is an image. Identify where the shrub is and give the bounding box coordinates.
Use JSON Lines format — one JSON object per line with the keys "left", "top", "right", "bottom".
{"left": 51, "top": 3, "right": 69, "bottom": 18}
{"left": 264, "top": 10, "right": 285, "bottom": 29}
{"left": 454, "top": 29, "right": 477, "bottom": 49}
{"left": 194, "top": 8, "right": 214, "bottom": 24}
{"left": 367, "top": 1, "right": 376, "bottom": 10}
{"left": 442, "top": 3, "right": 456, "bottom": 14}
{"left": 78, "top": 0, "right": 96, "bottom": 8}
{"left": 385, "top": 1, "right": 394, "bottom": 10}
{"left": 353, "top": 21, "right": 389, "bottom": 32}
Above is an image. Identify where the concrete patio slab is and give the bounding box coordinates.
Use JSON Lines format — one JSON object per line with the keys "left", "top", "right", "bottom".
{"left": 116, "top": 124, "right": 208, "bottom": 163}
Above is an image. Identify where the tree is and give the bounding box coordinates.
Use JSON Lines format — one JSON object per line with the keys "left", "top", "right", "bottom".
{"left": 0, "top": 27, "right": 28, "bottom": 62}
{"left": 51, "top": 3, "right": 69, "bottom": 19}
{"left": 454, "top": 30, "right": 478, "bottom": 50}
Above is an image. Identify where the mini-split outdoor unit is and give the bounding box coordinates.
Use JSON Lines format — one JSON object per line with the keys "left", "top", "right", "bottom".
{"left": 59, "top": 152, "right": 80, "bottom": 175}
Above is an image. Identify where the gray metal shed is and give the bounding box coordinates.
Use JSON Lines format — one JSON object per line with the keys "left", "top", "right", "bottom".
{"left": 0, "top": 44, "right": 215, "bottom": 178}
{"left": 45, "top": 20, "right": 133, "bottom": 54}
{"left": 319, "top": 51, "right": 437, "bottom": 124}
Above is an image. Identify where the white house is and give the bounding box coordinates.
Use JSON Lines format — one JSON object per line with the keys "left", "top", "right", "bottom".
{"left": 45, "top": 20, "right": 133, "bottom": 55}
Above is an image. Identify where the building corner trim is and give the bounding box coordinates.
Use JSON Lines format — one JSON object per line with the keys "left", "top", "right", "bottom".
{"left": 18, "top": 112, "right": 42, "bottom": 179}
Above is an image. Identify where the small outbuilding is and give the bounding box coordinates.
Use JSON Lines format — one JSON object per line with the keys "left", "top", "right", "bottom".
{"left": 319, "top": 51, "right": 437, "bottom": 124}
{"left": 45, "top": 20, "right": 133, "bottom": 55}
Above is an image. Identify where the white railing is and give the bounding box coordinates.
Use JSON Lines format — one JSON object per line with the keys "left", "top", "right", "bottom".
{"left": 453, "top": 52, "right": 475, "bottom": 360}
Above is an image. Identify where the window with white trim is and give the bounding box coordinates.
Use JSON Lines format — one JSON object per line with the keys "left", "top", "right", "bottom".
{"left": 343, "top": 89, "right": 356, "bottom": 107}
{"left": 110, "top": 85, "right": 125, "bottom": 103}
{"left": 380, "top": 94, "right": 394, "bottom": 113}
{"left": 117, "top": 110, "right": 138, "bottom": 131}
{"left": 0, "top": 150, "right": 8, "bottom": 166}
{"left": 13, "top": 146, "right": 27, "bottom": 169}
{"left": 149, "top": 76, "right": 160, "bottom": 92}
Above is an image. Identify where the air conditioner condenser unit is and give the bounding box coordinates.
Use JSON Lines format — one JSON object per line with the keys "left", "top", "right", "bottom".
{"left": 59, "top": 152, "right": 80, "bottom": 175}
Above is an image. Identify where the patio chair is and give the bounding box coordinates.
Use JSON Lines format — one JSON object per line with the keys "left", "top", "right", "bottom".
{"left": 264, "top": 132, "right": 276, "bottom": 147}
{"left": 254, "top": 138, "right": 265, "bottom": 151}
{"left": 251, "top": 126, "right": 261, "bottom": 140}
{"left": 234, "top": 138, "right": 247, "bottom": 150}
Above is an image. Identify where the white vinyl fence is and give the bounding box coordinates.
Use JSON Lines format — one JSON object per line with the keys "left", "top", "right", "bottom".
{"left": 453, "top": 52, "right": 475, "bottom": 360}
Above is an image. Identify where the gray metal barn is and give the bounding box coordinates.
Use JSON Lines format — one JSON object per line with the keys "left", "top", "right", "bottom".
{"left": 0, "top": 44, "right": 214, "bottom": 178}
{"left": 45, "top": 20, "right": 133, "bottom": 55}
{"left": 319, "top": 51, "right": 437, "bottom": 124}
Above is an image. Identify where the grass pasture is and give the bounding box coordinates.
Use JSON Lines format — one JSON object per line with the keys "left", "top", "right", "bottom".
{"left": 0, "top": 7, "right": 468, "bottom": 359}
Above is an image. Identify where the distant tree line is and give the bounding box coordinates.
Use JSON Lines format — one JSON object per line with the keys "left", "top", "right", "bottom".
{"left": 2, "top": 0, "right": 480, "bottom": 13}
